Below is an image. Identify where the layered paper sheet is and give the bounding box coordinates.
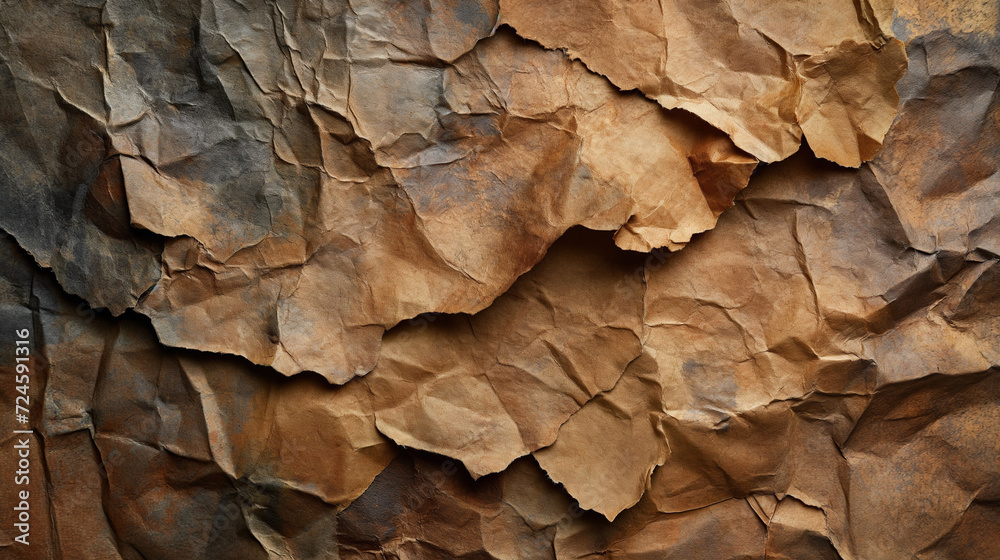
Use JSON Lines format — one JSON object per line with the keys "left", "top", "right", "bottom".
{"left": 2, "top": 0, "right": 999, "bottom": 558}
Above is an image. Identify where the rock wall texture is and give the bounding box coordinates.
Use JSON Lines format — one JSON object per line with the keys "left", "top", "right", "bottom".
{"left": 1, "top": 0, "right": 999, "bottom": 558}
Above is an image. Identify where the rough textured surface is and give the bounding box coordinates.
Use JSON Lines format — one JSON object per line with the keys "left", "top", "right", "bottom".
{"left": 499, "top": 0, "right": 908, "bottom": 165}
{"left": 2, "top": 1, "right": 1000, "bottom": 559}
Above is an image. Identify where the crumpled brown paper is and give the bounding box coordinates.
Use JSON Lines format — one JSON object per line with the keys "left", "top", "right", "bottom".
{"left": 338, "top": 454, "right": 573, "bottom": 559}
{"left": 367, "top": 227, "right": 645, "bottom": 477}
{"left": 0, "top": 233, "right": 392, "bottom": 558}
{"left": 13, "top": 0, "right": 912, "bottom": 384}
{"left": 131, "top": 24, "right": 755, "bottom": 383}
{"left": 500, "top": 0, "right": 908, "bottom": 166}
{"left": 522, "top": 18, "right": 1000, "bottom": 560}
{"left": 3, "top": 0, "right": 1000, "bottom": 559}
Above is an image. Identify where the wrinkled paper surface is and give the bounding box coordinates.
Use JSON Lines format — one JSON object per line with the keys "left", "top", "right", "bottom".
{"left": 2, "top": 0, "right": 1000, "bottom": 558}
